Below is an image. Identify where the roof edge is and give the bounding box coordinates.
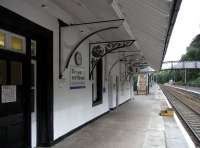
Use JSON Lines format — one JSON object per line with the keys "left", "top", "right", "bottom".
{"left": 160, "top": 0, "right": 182, "bottom": 70}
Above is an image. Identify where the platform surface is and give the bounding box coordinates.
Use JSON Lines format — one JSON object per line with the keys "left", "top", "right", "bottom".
{"left": 42, "top": 85, "right": 189, "bottom": 148}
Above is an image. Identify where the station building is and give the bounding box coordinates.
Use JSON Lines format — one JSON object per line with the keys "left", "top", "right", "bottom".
{"left": 0, "top": 0, "right": 181, "bottom": 147}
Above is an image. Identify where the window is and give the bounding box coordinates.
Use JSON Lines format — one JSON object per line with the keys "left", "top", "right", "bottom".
{"left": 0, "top": 31, "right": 5, "bottom": 48}
{"left": 0, "top": 29, "right": 25, "bottom": 53}
{"left": 11, "top": 36, "right": 23, "bottom": 52}
{"left": 0, "top": 60, "right": 7, "bottom": 84}
{"left": 11, "top": 61, "right": 22, "bottom": 85}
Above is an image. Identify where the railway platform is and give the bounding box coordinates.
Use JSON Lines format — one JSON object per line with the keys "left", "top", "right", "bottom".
{"left": 42, "top": 85, "right": 189, "bottom": 148}
{"left": 173, "top": 85, "right": 200, "bottom": 94}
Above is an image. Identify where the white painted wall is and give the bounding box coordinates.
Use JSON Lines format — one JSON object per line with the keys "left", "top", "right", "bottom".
{"left": 0, "top": 0, "right": 132, "bottom": 146}
{"left": 54, "top": 26, "right": 109, "bottom": 139}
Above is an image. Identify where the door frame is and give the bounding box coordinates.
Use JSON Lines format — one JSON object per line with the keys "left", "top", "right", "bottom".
{"left": 0, "top": 6, "right": 54, "bottom": 147}
{"left": 31, "top": 59, "right": 37, "bottom": 147}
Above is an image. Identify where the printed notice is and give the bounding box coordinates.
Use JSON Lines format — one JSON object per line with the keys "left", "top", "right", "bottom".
{"left": 1, "top": 85, "right": 17, "bottom": 103}
{"left": 70, "top": 66, "right": 86, "bottom": 89}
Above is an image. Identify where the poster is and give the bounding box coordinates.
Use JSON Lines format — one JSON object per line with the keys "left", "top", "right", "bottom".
{"left": 1, "top": 85, "right": 16, "bottom": 103}
{"left": 70, "top": 66, "right": 86, "bottom": 89}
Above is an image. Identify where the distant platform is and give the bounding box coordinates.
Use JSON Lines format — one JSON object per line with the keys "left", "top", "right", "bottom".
{"left": 169, "top": 85, "right": 200, "bottom": 94}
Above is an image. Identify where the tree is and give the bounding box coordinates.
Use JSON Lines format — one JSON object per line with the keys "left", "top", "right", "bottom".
{"left": 181, "top": 34, "right": 200, "bottom": 61}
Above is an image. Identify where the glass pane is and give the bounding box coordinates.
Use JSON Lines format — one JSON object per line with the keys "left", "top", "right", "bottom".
{"left": 0, "top": 32, "right": 5, "bottom": 48}
{"left": 11, "top": 61, "right": 22, "bottom": 85}
{"left": 11, "top": 36, "right": 23, "bottom": 52}
{"left": 31, "top": 40, "right": 36, "bottom": 56}
{"left": 0, "top": 60, "right": 7, "bottom": 84}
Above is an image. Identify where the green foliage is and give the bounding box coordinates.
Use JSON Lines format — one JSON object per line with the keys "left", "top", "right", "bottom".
{"left": 181, "top": 46, "right": 200, "bottom": 61}
{"left": 190, "top": 34, "right": 200, "bottom": 48}
{"left": 187, "top": 79, "right": 200, "bottom": 87}
{"left": 181, "top": 34, "right": 200, "bottom": 61}
{"left": 156, "top": 70, "right": 184, "bottom": 84}
{"left": 156, "top": 71, "right": 170, "bottom": 84}
{"left": 175, "top": 81, "right": 184, "bottom": 86}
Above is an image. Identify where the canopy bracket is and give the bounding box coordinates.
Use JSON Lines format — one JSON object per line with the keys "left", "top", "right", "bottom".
{"left": 89, "top": 40, "right": 135, "bottom": 79}
{"left": 58, "top": 19, "right": 124, "bottom": 79}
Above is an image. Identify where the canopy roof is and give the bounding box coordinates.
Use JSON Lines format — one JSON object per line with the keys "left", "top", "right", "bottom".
{"left": 32, "top": 0, "right": 182, "bottom": 70}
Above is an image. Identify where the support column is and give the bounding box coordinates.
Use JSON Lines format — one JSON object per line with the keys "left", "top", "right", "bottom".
{"left": 184, "top": 68, "right": 187, "bottom": 85}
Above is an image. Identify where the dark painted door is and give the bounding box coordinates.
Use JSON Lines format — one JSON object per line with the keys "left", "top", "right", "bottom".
{"left": 0, "top": 50, "right": 27, "bottom": 148}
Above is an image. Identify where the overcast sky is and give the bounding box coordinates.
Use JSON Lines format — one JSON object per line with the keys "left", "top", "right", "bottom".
{"left": 164, "top": 0, "right": 200, "bottom": 61}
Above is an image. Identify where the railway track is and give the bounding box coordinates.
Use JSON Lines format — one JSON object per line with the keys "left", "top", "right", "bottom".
{"left": 160, "top": 85, "right": 200, "bottom": 147}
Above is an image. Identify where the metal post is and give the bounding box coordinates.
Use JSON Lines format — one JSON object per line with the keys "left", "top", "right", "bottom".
{"left": 184, "top": 68, "right": 187, "bottom": 85}
{"left": 156, "top": 74, "right": 157, "bottom": 84}
{"left": 153, "top": 74, "right": 155, "bottom": 85}
{"left": 174, "top": 70, "right": 176, "bottom": 83}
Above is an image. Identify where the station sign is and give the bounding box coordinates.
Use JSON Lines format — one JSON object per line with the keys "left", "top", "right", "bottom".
{"left": 70, "top": 66, "right": 86, "bottom": 89}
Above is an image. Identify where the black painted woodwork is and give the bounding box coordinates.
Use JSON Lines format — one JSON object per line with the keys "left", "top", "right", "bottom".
{"left": 0, "top": 6, "right": 54, "bottom": 147}
{"left": 93, "top": 59, "right": 103, "bottom": 106}
{"left": 0, "top": 50, "right": 26, "bottom": 148}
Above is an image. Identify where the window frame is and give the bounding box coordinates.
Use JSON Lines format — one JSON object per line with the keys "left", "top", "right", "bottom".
{"left": 0, "top": 29, "right": 26, "bottom": 54}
